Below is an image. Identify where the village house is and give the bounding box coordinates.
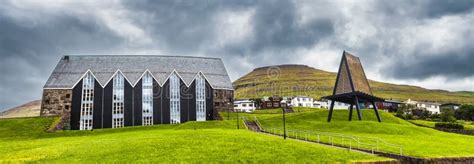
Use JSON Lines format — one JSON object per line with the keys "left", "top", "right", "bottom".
{"left": 313, "top": 100, "right": 328, "bottom": 108}
{"left": 376, "top": 100, "right": 404, "bottom": 112}
{"left": 260, "top": 97, "right": 283, "bottom": 109}
{"left": 290, "top": 96, "right": 314, "bottom": 107}
{"left": 233, "top": 100, "right": 256, "bottom": 112}
{"left": 404, "top": 99, "right": 441, "bottom": 114}
{"left": 315, "top": 99, "right": 351, "bottom": 109}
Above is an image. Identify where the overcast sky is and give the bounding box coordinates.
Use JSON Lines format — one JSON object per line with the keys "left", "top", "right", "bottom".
{"left": 1, "top": 0, "right": 473, "bottom": 111}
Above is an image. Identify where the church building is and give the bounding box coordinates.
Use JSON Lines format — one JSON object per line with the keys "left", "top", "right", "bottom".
{"left": 40, "top": 55, "right": 234, "bottom": 130}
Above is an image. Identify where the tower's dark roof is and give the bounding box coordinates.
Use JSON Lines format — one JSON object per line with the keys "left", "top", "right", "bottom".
{"left": 334, "top": 51, "right": 372, "bottom": 95}
{"left": 44, "top": 55, "right": 234, "bottom": 90}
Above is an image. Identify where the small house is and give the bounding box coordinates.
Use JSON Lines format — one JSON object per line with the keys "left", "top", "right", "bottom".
{"left": 234, "top": 100, "right": 256, "bottom": 113}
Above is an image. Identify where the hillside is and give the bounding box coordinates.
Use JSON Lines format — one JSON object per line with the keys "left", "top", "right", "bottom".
{"left": 0, "top": 117, "right": 387, "bottom": 162}
{"left": 222, "top": 109, "right": 474, "bottom": 158}
{"left": 233, "top": 65, "right": 474, "bottom": 104}
{"left": 0, "top": 100, "right": 41, "bottom": 119}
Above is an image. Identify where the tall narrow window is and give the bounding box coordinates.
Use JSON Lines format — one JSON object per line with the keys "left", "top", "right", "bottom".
{"left": 170, "top": 73, "right": 180, "bottom": 124}
{"left": 80, "top": 72, "right": 94, "bottom": 130}
{"left": 142, "top": 72, "right": 153, "bottom": 126}
{"left": 196, "top": 74, "right": 206, "bottom": 121}
{"left": 112, "top": 73, "right": 125, "bottom": 128}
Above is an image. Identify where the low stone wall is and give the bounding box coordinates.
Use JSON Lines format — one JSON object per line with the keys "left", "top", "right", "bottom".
{"left": 410, "top": 121, "right": 474, "bottom": 136}
{"left": 435, "top": 127, "right": 474, "bottom": 135}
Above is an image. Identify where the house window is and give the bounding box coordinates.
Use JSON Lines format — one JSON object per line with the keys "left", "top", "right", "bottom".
{"left": 80, "top": 72, "right": 94, "bottom": 130}
{"left": 142, "top": 72, "right": 154, "bottom": 126}
{"left": 170, "top": 73, "right": 181, "bottom": 124}
{"left": 266, "top": 102, "right": 271, "bottom": 107}
{"left": 66, "top": 94, "right": 71, "bottom": 99}
{"left": 112, "top": 73, "right": 125, "bottom": 128}
{"left": 249, "top": 104, "right": 253, "bottom": 107}
{"left": 242, "top": 104, "right": 247, "bottom": 107}
{"left": 273, "top": 102, "right": 279, "bottom": 107}
{"left": 195, "top": 74, "right": 206, "bottom": 121}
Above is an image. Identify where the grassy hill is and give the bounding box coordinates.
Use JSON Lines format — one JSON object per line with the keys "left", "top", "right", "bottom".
{"left": 0, "top": 100, "right": 41, "bottom": 119}
{"left": 0, "top": 117, "right": 388, "bottom": 163}
{"left": 233, "top": 65, "right": 474, "bottom": 104}
{"left": 223, "top": 108, "right": 474, "bottom": 158}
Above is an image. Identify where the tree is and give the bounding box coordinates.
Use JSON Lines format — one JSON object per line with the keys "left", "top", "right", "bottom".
{"left": 455, "top": 105, "right": 474, "bottom": 121}
{"left": 411, "top": 108, "right": 431, "bottom": 119}
{"left": 440, "top": 107, "right": 456, "bottom": 122}
{"left": 396, "top": 104, "right": 415, "bottom": 119}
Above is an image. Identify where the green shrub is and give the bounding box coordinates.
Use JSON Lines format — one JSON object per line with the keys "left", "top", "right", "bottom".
{"left": 435, "top": 122, "right": 464, "bottom": 129}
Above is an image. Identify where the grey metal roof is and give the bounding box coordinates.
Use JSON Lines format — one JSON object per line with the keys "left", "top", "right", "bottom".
{"left": 44, "top": 55, "right": 234, "bottom": 90}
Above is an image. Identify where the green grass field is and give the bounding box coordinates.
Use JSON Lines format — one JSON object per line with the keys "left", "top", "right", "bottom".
{"left": 0, "top": 117, "right": 388, "bottom": 163}
{"left": 224, "top": 109, "right": 474, "bottom": 158}
{"left": 409, "top": 119, "right": 474, "bottom": 130}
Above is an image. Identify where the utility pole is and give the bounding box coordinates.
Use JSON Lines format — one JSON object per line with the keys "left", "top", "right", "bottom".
{"left": 236, "top": 108, "right": 239, "bottom": 129}
{"left": 282, "top": 101, "right": 287, "bottom": 140}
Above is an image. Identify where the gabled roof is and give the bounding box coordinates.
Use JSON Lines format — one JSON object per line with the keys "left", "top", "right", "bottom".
{"left": 333, "top": 51, "right": 373, "bottom": 95}
{"left": 43, "top": 55, "right": 234, "bottom": 90}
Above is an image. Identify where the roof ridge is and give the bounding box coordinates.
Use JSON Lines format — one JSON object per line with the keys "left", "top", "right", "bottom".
{"left": 63, "top": 55, "right": 222, "bottom": 60}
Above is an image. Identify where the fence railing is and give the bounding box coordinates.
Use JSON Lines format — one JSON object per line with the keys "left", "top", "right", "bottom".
{"left": 243, "top": 117, "right": 403, "bottom": 156}
{"left": 254, "top": 116, "right": 263, "bottom": 130}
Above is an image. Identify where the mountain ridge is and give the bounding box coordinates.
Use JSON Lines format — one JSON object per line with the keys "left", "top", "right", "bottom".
{"left": 233, "top": 64, "right": 474, "bottom": 104}
{"left": 0, "top": 100, "right": 41, "bottom": 118}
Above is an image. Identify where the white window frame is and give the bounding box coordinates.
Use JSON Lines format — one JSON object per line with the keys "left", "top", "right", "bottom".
{"left": 170, "top": 73, "right": 181, "bottom": 124}
{"left": 196, "top": 74, "right": 206, "bottom": 121}
{"left": 142, "top": 72, "right": 154, "bottom": 126}
{"left": 112, "top": 73, "right": 125, "bottom": 128}
{"left": 80, "top": 72, "right": 94, "bottom": 130}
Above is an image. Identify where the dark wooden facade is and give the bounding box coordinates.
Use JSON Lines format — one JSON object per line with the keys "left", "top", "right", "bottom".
{"left": 69, "top": 77, "right": 217, "bottom": 130}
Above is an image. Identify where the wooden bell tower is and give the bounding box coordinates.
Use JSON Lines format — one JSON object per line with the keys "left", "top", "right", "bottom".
{"left": 324, "top": 51, "right": 384, "bottom": 122}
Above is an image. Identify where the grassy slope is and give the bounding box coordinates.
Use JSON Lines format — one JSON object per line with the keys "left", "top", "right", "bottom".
{"left": 233, "top": 65, "right": 474, "bottom": 104}
{"left": 0, "top": 117, "right": 387, "bottom": 163}
{"left": 224, "top": 109, "right": 474, "bottom": 158}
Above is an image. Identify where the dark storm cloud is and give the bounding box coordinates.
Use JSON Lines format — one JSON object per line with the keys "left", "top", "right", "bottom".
{"left": 374, "top": 0, "right": 474, "bottom": 19}
{"left": 0, "top": 3, "right": 125, "bottom": 111}
{"left": 390, "top": 47, "right": 474, "bottom": 79}
{"left": 361, "top": 0, "right": 474, "bottom": 80}
{"left": 123, "top": 0, "right": 334, "bottom": 55}
{"left": 0, "top": 0, "right": 473, "bottom": 111}
{"left": 243, "top": 1, "right": 334, "bottom": 53}
{"left": 423, "top": 0, "right": 474, "bottom": 17}
{"left": 123, "top": 0, "right": 254, "bottom": 54}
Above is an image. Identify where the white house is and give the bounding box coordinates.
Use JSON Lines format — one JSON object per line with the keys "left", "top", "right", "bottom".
{"left": 234, "top": 100, "right": 256, "bottom": 112}
{"left": 316, "top": 99, "right": 351, "bottom": 109}
{"left": 313, "top": 100, "right": 328, "bottom": 108}
{"left": 291, "top": 96, "right": 314, "bottom": 107}
{"left": 404, "top": 99, "right": 441, "bottom": 114}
